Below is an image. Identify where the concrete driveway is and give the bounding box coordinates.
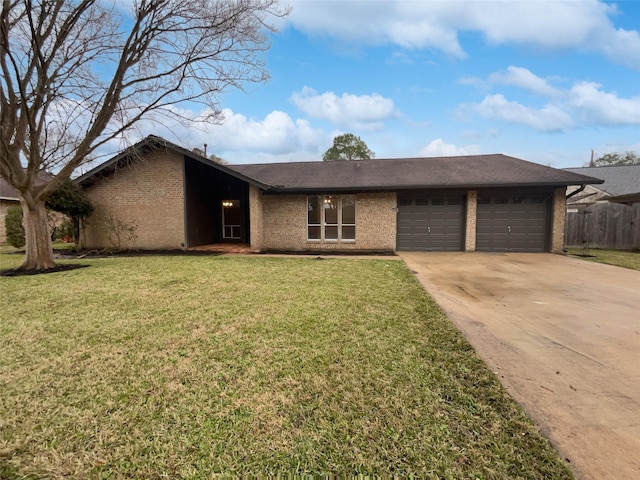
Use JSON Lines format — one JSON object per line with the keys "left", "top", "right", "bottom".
{"left": 400, "top": 252, "right": 640, "bottom": 480}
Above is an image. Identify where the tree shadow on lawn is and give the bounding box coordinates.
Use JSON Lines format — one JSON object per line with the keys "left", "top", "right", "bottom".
{"left": 0, "top": 264, "right": 89, "bottom": 277}
{"left": 0, "top": 249, "right": 223, "bottom": 277}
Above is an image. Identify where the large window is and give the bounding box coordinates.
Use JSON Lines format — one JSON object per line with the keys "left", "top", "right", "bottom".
{"left": 307, "top": 195, "right": 356, "bottom": 241}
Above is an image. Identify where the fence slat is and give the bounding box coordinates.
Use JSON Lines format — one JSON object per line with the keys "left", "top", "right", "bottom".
{"left": 565, "top": 203, "right": 639, "bottom": 249}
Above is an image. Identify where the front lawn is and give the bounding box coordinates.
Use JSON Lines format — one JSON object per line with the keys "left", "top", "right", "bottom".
{"left": 0, "top": 254, "right": 572, "bottom": 478}
{"left": 566, "top": 247, "right": 640, "bottom": 271}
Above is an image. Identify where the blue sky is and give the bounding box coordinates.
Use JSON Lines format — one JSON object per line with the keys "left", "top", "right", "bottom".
{"left": 147, "top": 0, "right": 640, "bottom": 168}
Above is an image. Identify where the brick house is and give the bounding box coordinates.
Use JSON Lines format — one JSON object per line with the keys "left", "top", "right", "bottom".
{"left": 77, "top": 135, "right": 601, "bottom": 253}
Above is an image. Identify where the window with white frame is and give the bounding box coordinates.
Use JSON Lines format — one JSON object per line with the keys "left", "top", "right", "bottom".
{"left": 307, "top": 195, "right": 356, "bottom": 241}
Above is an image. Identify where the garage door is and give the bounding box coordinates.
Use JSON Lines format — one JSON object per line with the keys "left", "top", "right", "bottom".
{"left": 397, "top": 194, "right": 465, "bottom": 251}
{"left": 476, "top": 195, "right": 549, "bottom": 252}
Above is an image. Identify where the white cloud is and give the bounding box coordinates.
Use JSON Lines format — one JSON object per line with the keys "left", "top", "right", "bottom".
{"left": 420, "top": 138, "right": 480, "bottom": 157}
{"left": 589, "top": 22, "right": 640, "bottom": 70}
{"left": 107, "top": 106, "right": 324, "bottom": 163}
{"left": 287, "top": 2, "right": 465, "bottom": 57}
{"left": 488, "top": 67, "right": 561, "bottom": 98}
{"left": 567, "top": 82, "right": 640, "bottom": 125}
{"left": 287, "top": 1, "right": 640, "bottom": 69}
{"left": 289, "top": 86, "right": 397, "bottom": 131}
{"left": 458, "top": 75, "right": 488, "bottom": 90}
{"left": 465, "top": 67, "right": 640, "bottom": 131}
{"left": 211, "top": 109, "right": 322, "bottom": 154}
{"left": 460, "top": 1, "right": 606, "bottom": 47}
{"left": 473, "top": 94, "right": 574, "bottom": 132}
{"left": 192, "top": 109, "right": 327, "bottom": 162}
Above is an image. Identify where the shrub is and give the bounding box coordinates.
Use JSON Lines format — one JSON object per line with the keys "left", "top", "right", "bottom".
{"left": 5, "top": 206, "right": 25, "bottom": 248}
{"left": 95, "top": 214, "right": 138, "bottom": 250}
{"left": 56, "top": 219, "right": 76, "bottom": 242}
{"left": 46, "top": 179, "right": 93, "bottom": 245}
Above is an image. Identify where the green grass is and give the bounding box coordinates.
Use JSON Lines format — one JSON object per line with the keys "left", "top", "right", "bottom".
{"left": 566, "top": 248, "right": 640, "bottom": 271}
{"left": 0, "top": 254, "right": 573, "bottom": 478}
{"left": 0, "top": 241, "right": 76, "bottom": 257}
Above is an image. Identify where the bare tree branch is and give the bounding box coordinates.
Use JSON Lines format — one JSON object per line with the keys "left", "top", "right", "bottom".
{"left": 0, "top": 0, "right": 287, "bottom": 270}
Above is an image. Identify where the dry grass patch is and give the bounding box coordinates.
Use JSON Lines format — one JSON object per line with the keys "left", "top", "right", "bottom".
{"left": 0, "top": 255, "right": 573, "bottom": 478}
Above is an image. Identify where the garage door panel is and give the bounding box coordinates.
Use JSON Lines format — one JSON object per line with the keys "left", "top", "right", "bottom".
{"left": 397, "top": 195, "right": 465, "bottom": 251}
{"left": 476, "top": 196, "right": 548, "bottom": 252}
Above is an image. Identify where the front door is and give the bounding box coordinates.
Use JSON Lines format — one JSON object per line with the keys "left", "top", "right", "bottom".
{"left": 221, "top": 200, "right": 242, "bottom": 241}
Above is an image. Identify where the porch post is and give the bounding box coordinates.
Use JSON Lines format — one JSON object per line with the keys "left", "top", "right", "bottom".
{"left": 465, "top": 190, "right": 477, "bottom": 251}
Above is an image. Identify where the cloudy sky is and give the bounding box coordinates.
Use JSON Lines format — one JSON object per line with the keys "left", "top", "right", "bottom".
{"left": 147, "top": 0, "right": 640, "bottom": 168}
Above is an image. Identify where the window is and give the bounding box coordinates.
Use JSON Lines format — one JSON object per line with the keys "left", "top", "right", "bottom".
{"left": 307, "top": 195, "right": 356, "bottom": 241}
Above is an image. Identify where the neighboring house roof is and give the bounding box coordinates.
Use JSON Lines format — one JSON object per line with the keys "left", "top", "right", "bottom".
{"left": 0, "top": 176, "right": 20, "bottom": 201}
{"left": 229, "top": 155, "right": 602, "bottom": 192}
{"left": 77, "top": 135, "right": 603, "bottom": 193}
{"left": 564, "top": 165, "right": 640, "bottom": 198}
{"left": 1, "top": 171, "right": 54, "bottom": 201}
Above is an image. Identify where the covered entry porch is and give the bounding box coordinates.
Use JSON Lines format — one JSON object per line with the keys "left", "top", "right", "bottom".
{"left": 183, "top": 157, "right": 251, "bottom": 248}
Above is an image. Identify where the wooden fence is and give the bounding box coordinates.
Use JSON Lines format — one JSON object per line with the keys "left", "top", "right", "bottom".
{"left": 565, "top": 203, "right": 640, "bottom": 250}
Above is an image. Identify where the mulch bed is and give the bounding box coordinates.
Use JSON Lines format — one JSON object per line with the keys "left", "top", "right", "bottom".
{"left": 0, "top": 264, "right": 89, "bottom": 277}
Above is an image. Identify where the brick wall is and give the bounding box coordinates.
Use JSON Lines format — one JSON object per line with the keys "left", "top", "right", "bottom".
{"left": 82, "top": 150, "right": 185, "bottom": 249}
{"left": 551, "top": 187, "right": 566, "bottom": 253}
{"left": 248, "top": 184, "right": 264, "bottom": 251}
{"left": 258, "top": 192, "right": 397, "bottom": 251}
{"left": 465, "top": 190, "right": 477, "bottom": 251}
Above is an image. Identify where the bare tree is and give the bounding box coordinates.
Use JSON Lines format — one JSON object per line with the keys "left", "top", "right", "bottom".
{"left": 1, "top": 0, "right": 286, "bottom": 270}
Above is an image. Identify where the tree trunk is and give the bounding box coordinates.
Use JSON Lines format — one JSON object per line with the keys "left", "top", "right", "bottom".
{"left": 19, "top": 198, "right": 57, "bottom": 270}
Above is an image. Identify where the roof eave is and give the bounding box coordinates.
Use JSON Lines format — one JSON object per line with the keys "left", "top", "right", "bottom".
{"left": 186, "top": 155, "right": 272, "bottom": 191}
{"left": 268, "top": 179, "right": 603, "bottom": 194}
{"left": 76, "top": 135, "right": 273, "bottom": 191}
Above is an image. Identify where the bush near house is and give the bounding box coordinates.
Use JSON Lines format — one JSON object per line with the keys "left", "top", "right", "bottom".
{"left": 5, "top": 206, "right": 25, "bottom": 248}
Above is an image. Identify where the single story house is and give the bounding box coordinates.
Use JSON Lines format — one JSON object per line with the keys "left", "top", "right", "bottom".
{"left": 77, "top": 135, "right": 601, "bottom": 253}
{"left": 564, "top": 165, "right": 640, "bottom": 206}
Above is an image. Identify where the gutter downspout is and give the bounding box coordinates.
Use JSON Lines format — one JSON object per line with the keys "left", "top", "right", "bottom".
{"left": 566, "top": 185, "right": 586, "bottom": 201}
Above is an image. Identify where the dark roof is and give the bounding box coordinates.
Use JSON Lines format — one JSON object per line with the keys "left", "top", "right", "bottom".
{"left": 75, "top": 135, "right": 603, "bottom": 193}
{"left": 229, "top": 155, "right": 603, "bottom": 192}
{"left": 564, "top": 165, "right": 640, "bottom": 197}
{"left": 1, "top": 170, "right": 54, "bottom": 200}
{"left": 76, "top": 135, "right": 270, "bottom": 190}
{"left": 0, "top": 176, "right": 20, "bottom": 200}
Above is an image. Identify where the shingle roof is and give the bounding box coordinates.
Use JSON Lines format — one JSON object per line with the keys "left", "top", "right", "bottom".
{"left": 0, "top": 176, "right": 20, "bottom": 200}
{"left": 564, "top": 165, "right": 640, "bottom": 197}
{"left": 74, "top": 135, "right": 603, "bottom": 193}
{"left": 229, "top": 155, "right": 602, "bottom": 192}
{"left": 1, "top": 171, "right": 54, "bottom": 200}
